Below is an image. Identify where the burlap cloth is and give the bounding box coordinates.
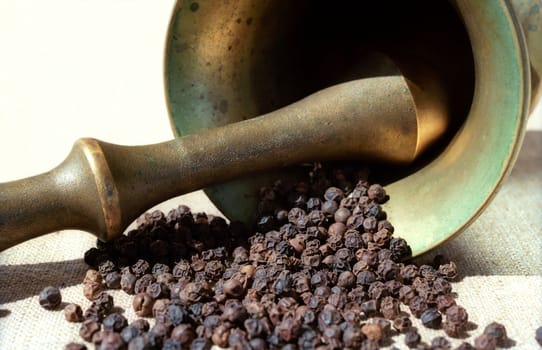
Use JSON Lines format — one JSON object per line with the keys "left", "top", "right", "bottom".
{"left": 0, "top": 120, "right": 540, "bottom": 349}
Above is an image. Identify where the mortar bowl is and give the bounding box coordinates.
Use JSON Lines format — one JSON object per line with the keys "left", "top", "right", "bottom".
{"left": 164, "top": 0, "right": 531, "bottom": 256}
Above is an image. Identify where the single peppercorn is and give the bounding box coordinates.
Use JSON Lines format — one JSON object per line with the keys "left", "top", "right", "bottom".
{"left": 456, "top": 342, "right": 475, "bottom": 350}
{"left": 392, "top": 315, "right": 412, "bottom": 333}
{"left": 162, "top": 338, "right": 182, "bottom": 350}
{"left": 380, "top": 296, "right": 401, "bottom": 320}
{"left": 119, "top": 325, "right": 141, "bottom": 344}
{"left": 222, "top": 299, "right": 247, "bottom": 323}
{"left": 102, "top": 312, "right": 128, "bottom": 332}
{"left": 534, "top": 326, "right": 542, "bottom": 346}
{"left": 211, "top": 323, "right": 231, "bottom": 348}
{"left": 367, "top": 184, "right": 386, "bottom": 203}
{"left": 133, "top": 293, "right": 154, "bottom": 317}
{"left": 64, "top": 303, "right": 83, "bottom": 322}
{"left": 483, "top": 322, "right": 508, "bottom": 346}
{"left": 473, "top": 333, "right": 497, "bottom": 350}
{"left": 404, "top": 330, "right": 421, "bottom": 348}
{"left": 128, "top": 335, "right": 152, "bottom": 350}
{"left": 83, "top": 281, "right": 103, "bottom": 301}
{"left": 420, "top": 308, "right": 442, "bottom": 329}
{"left": 79, "top": 319, "right": 101, "bottom": 342}
{"left": 431, "top": 336, "right": 451, "bottom": 349}
{"left": 148, "top": 323, "right": 171, "bottom": 348}
{"left": 120, "top": 272, "right": 137, "bottom": 294}
{"left": 38, "top": 286, "right": 62, "bottom": 310}
{"left": 361, "top": 323, "right": 383, "bottom": 342}
{"left": 64, "top": 343, "right": 87, "bottom": 350}
{"left": 168, "top": 302, "right": 192, "bottom": 326}
{"left": 93, "top": 292, "right": 114, "bottom": 314}
{"left": 222, "top": 278, "right": 246, "bottom": 298}
{"left": 104, "top": 271, "right": 121, "bottom": 289}
{"left": 98, "top": 260, "right": 117, "bottom": 277}
{"left": 84, "top": 269, "right": 102, "bottom": 284}
{"left": 152, "top": 298, "right": 170, "bottom": 323}
{"left": 409, "top": 296, "right": 429, "bottom": 318}
{"left": 131, "top": 259, "right": 150, "bottom": 277}
{"left": 170, "top": 324, "right": 196, "bottom": 346}
{"left": 130, "top": 319, "right": 150, "bottom": 333}
{"left": 99, "top": 332, "right": 124, "bottom": 350}
{"left": 324, "top": 187, "right": 345, "bottom": 202}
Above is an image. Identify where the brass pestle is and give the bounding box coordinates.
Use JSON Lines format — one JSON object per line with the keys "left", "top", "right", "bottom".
{"left": 0, "top": 64, "right": 449, "bottom": 251}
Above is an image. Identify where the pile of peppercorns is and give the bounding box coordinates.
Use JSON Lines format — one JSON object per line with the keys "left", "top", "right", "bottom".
{"left": 37, "top": 163, "right": 529, "bottom": 349}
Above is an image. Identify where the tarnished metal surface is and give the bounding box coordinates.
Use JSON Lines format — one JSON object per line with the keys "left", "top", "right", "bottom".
{"left": 164, "top": 0, "right": 536, "bottom": 256}
{"left": 511, "top": 0, "right": 542, "bottom": 110}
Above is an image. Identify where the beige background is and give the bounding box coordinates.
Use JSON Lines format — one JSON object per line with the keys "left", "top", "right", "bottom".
{"left": 0, "top": 1, "right": 541, "bottom": 348}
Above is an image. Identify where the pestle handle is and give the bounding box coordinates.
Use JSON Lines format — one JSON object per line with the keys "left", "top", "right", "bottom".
{"left": 0, "top": 75, "right": 424, "bottom": 250}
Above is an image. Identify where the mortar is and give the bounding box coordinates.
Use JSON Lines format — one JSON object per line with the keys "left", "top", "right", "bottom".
{"left": 164, "top": 0, "right": 541, "bottom": 255}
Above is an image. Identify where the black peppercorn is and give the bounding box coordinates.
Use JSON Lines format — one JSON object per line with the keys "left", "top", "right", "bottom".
{"left": 535, "top": 326, "right": 542, "bottom": 346}
{"left": 64, "top": 303, "right": 83, "bottom": 322}
{"left": 120, "top": 272, "right": 137, "bottom": 294}
{"left": 120, "top": 325, "right": 141, "bottom": 344}
{"left": 162, "top": 338, "right": 182, "bottom": 350}
{"left": 64, "top": 343, "right": 87, "bottom": 350}
{"left": 190, "top": 337, "right": 212, "bottom": 350}
{"left": 104, "top": 271, "right": 121, "bottom": 289}
{"left": 128, "top": 335, "right": 152, "bottom": 350}
{"left": 392, "top": 315, "right": 412, "bottom": 333}
{"left": 99, "top": 332, "right": 124, "bottom": 350}
{"left": 456, "top": 342, "right": 475, "bottom": 350}
{"left": 98, "top": 260, "right": 117, "bottom": 278}
{"left": 211, "top": 323, "right": 231, "bottom": 348}
{"left": 222, "top": 299, "right": 247, "bottom": 323}
{"left": 93, "top": 292, "right": 114, "bottom": 314}
{"left": 131, "top": 259, "right": 151, "bottom": 277}
{"left": 420, "top": 308, "right": 442, "bottom": 329}
{"left": 39, "top": 286, "right": 62, "bottom": 310}
{"left": 404, "top": 330, "right": 421, "bottom": 348}
{"left": 473, "top": 333, "right": 497, "bottom": 350}
{"left": 483, "top": 322, "right": 508, "bottom": 346}
{"left": 102, "top": 312, "right": 128, "bottom": 332}
{"left": 431, "top": 336, "right": 451, "bottom": 349}
{"left": 133, "top": 293, "right": 154, "bottom": 317}
{"left": 79, "top": 319, "right": 101, "bottom": 342}
{"left": 170, "top": 324, "right": 196, "bottom": 346}
{"left": 168, "top": 302, "right": 192, "bottom": 326}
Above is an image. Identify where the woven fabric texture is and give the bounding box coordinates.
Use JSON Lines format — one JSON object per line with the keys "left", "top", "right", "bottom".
{"left": 0, "top": 129, "right": 540, "bottom": 349}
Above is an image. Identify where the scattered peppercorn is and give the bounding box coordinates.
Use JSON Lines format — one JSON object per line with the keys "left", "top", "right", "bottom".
{"left": 64, "top": 342, "right": 87, "bottom": 350}
{"left": 102, "top": 313, "right": 128, "bottom": 333}
{"left": 55, "top": 162, "right": 514, "bottom": 349}
{"left": 421, "top": 308, "right": 443, "bottom": 329}
{"left": 404, "top": 330, "right": 421, "bottom": 348}
{"left": 38, "top": 286, "right": 62, "bottom": 310}
{"left": 83, "top": 280, "right": 102, "bottom": 301}
{"left": 482, "top": 321, "right": 508, "bottom": 346}
{"left": 64, "top": 303, "right": 83, "bottom": 322}
{"left": 473, "top": 333, "right": 497, "bottom": 350}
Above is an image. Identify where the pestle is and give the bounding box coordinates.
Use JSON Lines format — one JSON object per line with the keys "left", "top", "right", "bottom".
{"left": 0, "top": 70, "right": 449, "bottom": 251}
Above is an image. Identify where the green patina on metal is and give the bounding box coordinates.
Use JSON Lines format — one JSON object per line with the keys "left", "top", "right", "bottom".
{"left": 164, "top": 0, "right": 531, "bottom": 256}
